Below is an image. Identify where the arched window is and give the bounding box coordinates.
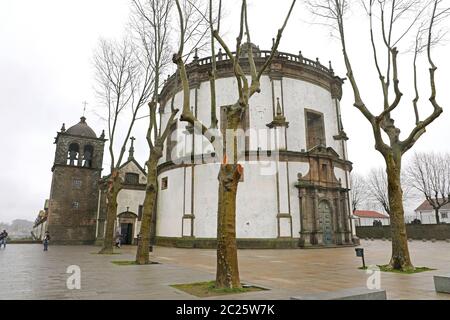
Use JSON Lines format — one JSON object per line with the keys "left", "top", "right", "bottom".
{"left": 83, "top": 145, "right": 94, "bottom": 167}
{"left": 67, "top": 143, "right": 79, "bottom": 166}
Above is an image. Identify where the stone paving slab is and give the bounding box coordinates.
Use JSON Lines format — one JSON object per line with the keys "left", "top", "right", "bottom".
{"left": 0, "top": 240, "right": 450, "bottom": 300}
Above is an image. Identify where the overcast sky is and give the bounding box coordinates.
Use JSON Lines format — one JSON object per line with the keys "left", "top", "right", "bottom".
{"left": 1, "top": 0, "right": 449, "bottom": 223}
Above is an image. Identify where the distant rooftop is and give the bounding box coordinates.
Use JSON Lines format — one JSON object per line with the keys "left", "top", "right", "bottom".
{"left": 354, "top": 210, "right": 389, "bottom": 219}
{"left": 415, "top": 199, "right": 450, "bottom": 212}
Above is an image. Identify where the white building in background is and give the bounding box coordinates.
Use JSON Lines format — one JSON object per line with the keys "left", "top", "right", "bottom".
{"left": 411, "top": 199, "right": 450, "bottom": 224}
{"left": 353, "top": 210, "right": 390, "bottom": 227}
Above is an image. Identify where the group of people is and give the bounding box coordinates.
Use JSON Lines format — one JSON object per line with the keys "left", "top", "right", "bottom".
{"left": 0, "top": 230, "right": 8, "bottom": 248}
{"left": 0, "top": 229, "right": 51, "bottom": 251}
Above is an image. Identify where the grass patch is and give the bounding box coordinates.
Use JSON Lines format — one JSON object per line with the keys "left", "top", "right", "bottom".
{"left": 111, "top": 260, "right": 159, "bottom": 266}
{"left": 358, "top": 265, "right": 435, "bottom": 274}
{"left": 170, "top": 281, "right": 266, "bottom": 297}
{"left": 91, "top": 252, "right": 122, "bottom": 255}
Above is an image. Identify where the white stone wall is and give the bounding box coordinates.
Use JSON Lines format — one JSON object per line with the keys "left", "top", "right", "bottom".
{"left": 117, "top": 189, "right": 145, "bottom": 215}
{"left": 156, "top": 168, "right": 184, "bottom": 237}
{"left": 156, "top": 73, "right": 348, "bottom": 240}
{"left": 161, "top": 75, "right": 344, "bottom": 163}
{"left": 156, "top": 161, "right": 313, "bottom": 239}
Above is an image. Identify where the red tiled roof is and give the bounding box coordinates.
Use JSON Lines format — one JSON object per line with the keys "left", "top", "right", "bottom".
{"left": 354, "top": 210, "right": 389, "bottom": 219}
{"left": 415, "top": 199, "right": 450, "bottom": 211}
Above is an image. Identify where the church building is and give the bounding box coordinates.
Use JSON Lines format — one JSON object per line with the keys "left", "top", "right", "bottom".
{"left": 34, "top": 45, "right": 357, "bottom": 248}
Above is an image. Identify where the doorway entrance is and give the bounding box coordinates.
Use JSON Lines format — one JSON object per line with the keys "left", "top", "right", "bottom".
{"left": 120, "top": 223, "right": 133, "bottom": 245}
{"left": 117, "top": 211, "right": 138, "bottom": 245}
{"left": 319, "top": 201, "right": 333, "bottom": 245}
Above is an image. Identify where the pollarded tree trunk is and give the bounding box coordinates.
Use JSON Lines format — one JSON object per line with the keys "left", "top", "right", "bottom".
{"left": 216, "top": 163, "right": 242, "bottom": 288}
{"left": 99, "top": 171, "right": 121, "bottom": 254}
{"left": 136, "top": 154, "right": 159, "bottom": 265}
{"left": 434, "top": 208, "right": 441, "bottom": 224}
{"left": 385, "top": 150, "right": 414, "bottom": 271}
{"left": 216, "top": 105, "right": 243, "bottom": 289}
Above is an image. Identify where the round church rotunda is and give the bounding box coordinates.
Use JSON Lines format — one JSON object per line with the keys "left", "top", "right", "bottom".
{"left": 155, "top": 45, "right": 355, "bottom": 249}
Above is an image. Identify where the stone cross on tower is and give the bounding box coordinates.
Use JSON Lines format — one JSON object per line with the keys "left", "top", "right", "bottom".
{"left": 82, "top": 101, "right": 88, "bottom": 117}
{"left": 128, "top": 136, "right": 136, "bottom": 161}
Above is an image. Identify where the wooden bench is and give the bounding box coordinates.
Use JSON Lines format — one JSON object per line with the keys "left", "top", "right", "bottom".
{"left": 291, "top": 287, "right": 387, "bottom": 300}
{"left": 434, "top": 275, "right": 450, "bottom": 294}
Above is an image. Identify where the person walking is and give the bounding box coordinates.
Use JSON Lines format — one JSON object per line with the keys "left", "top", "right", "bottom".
{"left": 43, "top": 231, "right": 51, "bottom": 251}
{"left": 0, "top": 230, "right": 8, "bottom": 248}
{"left": 115, "top": 232, "right": 122, "bottom": 248}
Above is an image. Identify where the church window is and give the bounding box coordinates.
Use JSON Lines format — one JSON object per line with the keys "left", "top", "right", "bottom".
{"left": 161, "top": 177, "right": 168, "bottom": 190}
{"left": 305, "top": 110, "right": 325, "bottom": 149}
{"left": 83, "top": 145, "right": 94, "bottom": 168}
{"left": 442, "top": 212, "right": 448, "bottom": 219}
{"left": 72, "top": 178, "right": 82, "bottom": 189}
{"left": 125, "top": 173, "right": 139, "bottom": 185}
{"left": 72, "top": 201, "right": 80, "bottom": 209}
{"left": 67, "top": 143, "right": 80, "bottom": 166}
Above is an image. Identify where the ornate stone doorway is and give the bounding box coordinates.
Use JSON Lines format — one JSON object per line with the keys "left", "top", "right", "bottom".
{"left": 295, "top": 145, "right": 353, "bottom": 247}
{"left": 118, "top": 211, "right": 137, "bottom": 245}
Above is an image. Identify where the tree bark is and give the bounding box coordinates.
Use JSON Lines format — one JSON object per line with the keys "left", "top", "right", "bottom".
{"left": 385, "top": 150, "right": 414, "bottom": 271}
{"left": 215, "top": 105, "right": 242, "bottom": 289}
{"left": 434, "top": 207, "right": 441, "bottom": 225}
{"left": 99, "top": 171, "right": 121, "bottom": 254}
{"left": 135, "top": 154, "right": 159, "bottom": 265}
{"left": 216, "top": 163, "right": 241, "bottom": 288}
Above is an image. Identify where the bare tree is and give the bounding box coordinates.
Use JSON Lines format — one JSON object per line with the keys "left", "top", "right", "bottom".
{"left": 131, "top": 0, "right": 210, "bottom": 264}
{"left": 406, "top": 152, "right": 450, "bottom": 224}
{"left": 305, "top": 0, "right": 449, "bottom": 271}
{"left": 131, "top": 0, "right": 174, "bottom": 264}
{"left": 94, "top": 37, "right": 154, "bottom": 254}
{"left": 367, "top": 168, "right": 391, "bottom": 215}
{"left": 173, "top": 0, "right": 296, "bottom": 288}
{"left": 367, "top": 167, "right": 416, "bottom": 215}
{"left": 350, "top": 172, "right": 368, "bottom": 213}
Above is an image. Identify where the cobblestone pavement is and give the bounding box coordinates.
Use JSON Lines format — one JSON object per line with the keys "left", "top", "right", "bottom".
{"left": 0, "top": 240, "right": 449, "bottom": 300}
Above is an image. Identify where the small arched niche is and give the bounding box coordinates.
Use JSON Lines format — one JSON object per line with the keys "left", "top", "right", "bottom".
{"left": 67, "top": 143, "right": 80, "bottom": 166}
{"left": 83, "top": 145, "right": 94, "bottom": 168}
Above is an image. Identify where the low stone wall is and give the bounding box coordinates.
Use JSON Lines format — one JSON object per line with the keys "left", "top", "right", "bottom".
{"left": 356, "top": 224, "right": 450, "bottom": 240}
{"left": 8, "top": 240, "right": 41, "bottom": 244}
{"left": 155, "top": 237, "right": 300, "bottom": 249}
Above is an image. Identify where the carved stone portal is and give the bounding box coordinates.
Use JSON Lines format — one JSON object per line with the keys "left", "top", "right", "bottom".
{"left": 295, "top": 145, "right": 352, "bottom": 247}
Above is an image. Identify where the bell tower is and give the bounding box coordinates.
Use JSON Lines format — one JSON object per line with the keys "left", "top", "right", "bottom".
{"left": 47, "top": 116, "right": 106, "bottom": 244}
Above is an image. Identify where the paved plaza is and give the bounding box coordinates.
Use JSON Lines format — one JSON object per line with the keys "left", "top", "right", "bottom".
{"left": 1, "top": 240, "right": 449, "bottom": 300}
